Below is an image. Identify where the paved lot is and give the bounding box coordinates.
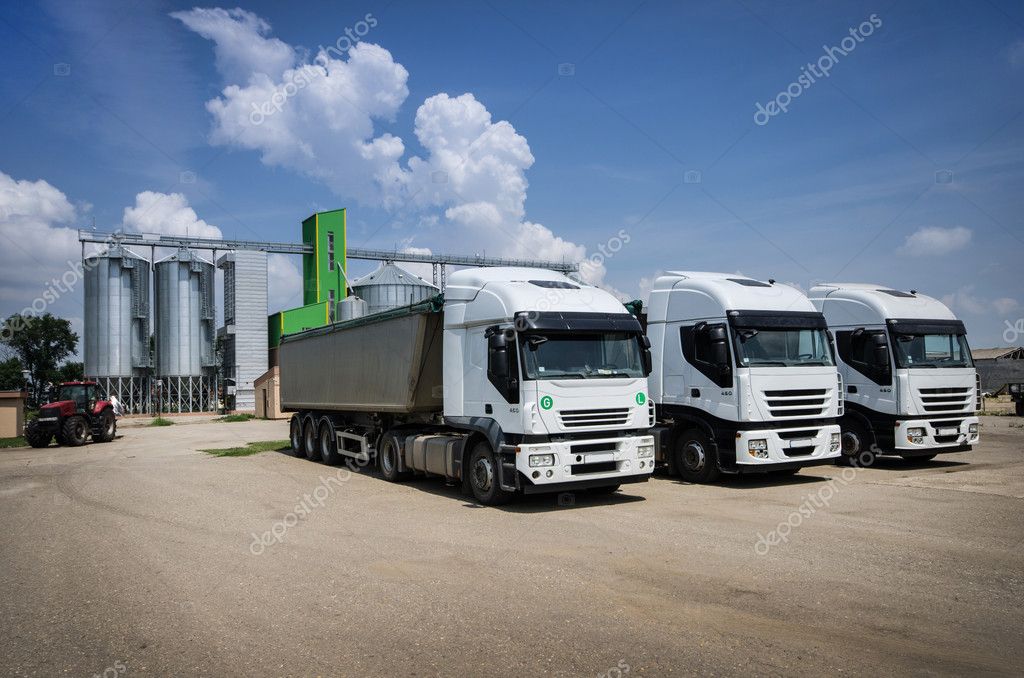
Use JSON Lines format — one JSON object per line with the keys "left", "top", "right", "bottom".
{"left": 1, "top": 416, "right": 1022, "bottom": 677}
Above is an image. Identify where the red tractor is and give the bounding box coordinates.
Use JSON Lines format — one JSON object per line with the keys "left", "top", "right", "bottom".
{"left": 25, "top": 381, "right": 117, "bottom": 448}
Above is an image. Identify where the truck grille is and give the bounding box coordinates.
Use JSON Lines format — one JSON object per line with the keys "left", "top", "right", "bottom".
{"left": 918, "top": 387, "right": 973, "bottom": 413}
{"left": 558, "top": 408, "right": 631, "bottom": 428}
{"left": 762, "top": 389, "right": 829, "bottom": 418}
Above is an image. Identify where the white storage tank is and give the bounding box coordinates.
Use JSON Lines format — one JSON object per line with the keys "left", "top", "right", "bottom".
{"left": 154, "top": 248, "right": 216, "bottom": 377}
{"left": 351, "top": 262, "right": 438, "bottom": 315}
{"left": 84, "top": 244, "right": 150, "bottom": 377}
{"left": 338, "top": 294, "right": 368, "bottom": 321}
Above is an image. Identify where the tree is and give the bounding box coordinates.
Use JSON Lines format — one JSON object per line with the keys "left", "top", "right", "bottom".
{"left": 0, "top": 357, "right": 25, "bottom": 390}
{"left": 1, "top": 314, "right": 78, "bottom": 405}
{"left": 56, "top": 361, "right": 84, "bottom": 383}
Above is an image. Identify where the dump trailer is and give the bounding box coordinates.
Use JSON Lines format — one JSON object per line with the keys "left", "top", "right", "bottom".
{"left": 634, "top": 272, "right": 842, "bottom": 483}
{"left": 280, "top": 267, "right": 656, "bottom": 505}
{"left": 811, "top": 283, "right": 980, "bottom": 462}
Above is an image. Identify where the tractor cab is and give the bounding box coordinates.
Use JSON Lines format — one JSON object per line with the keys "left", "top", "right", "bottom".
{"left": 25, "top": 381, "right": 117, "bottom": 448}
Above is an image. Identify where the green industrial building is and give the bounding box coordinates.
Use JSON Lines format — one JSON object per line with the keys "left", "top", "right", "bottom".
{"left": 268, "top": 208, "right": 346, "bottom": 348}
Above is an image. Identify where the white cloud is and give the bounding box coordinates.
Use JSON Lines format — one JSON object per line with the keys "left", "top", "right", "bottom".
{"left": 0, "top": 171, "right": 81, "bottom": 303}
{"left": 267, "top": 253, "right": 302, "bottom": 312}
{"left": 175, "top": 11, "right": 611, "bottom": 288}
{"left": 170, "top": 7, "right": 295, "bottom": 84}
{"left": 941, "top": 286, "right": 1019, "bottom": 316}
{"left": 121, "top": 191, "right": 222, "bottom": 238}
{"left": 899, "top": 226, "right": 972, "bottom": 256}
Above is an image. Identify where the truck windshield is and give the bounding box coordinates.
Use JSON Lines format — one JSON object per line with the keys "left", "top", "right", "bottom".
{"left": 520, "top": 332, "right": 645, "bottom": 379}
{"left": 891, "top": 332, "right": 973, "bottom": 368}
{"left": 733, "top": 328, "right": 834, "bottom": 367}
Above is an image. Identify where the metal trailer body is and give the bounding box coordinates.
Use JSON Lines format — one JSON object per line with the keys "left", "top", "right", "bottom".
{"left": 280, "top": 268, "right": 656, "bottom": 505}
{"left": 280, "top": 301, "right": 443, "bottom": 413}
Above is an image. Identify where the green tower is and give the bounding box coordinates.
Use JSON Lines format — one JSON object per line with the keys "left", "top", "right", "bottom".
{"left": 302, "top": 208, "right": 347, "bottom": 307}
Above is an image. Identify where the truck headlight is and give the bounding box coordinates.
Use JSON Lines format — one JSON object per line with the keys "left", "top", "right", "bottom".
{"left": 830, "top": 433, "right": 841, "bottom": 452}
{"left": 968, "top": 424, "right": 978, "bottom": 435}
{"left": 748, "top": 439, "right": 768, "bottom": 459}
{"left": 638, "top": 444, "right": 655, "bottom": 458}
{"left": 907, "top": 427, "right": 925, "bottom": 444}
{"left": 529, "top": 454, "right": 555, "bottom": 467}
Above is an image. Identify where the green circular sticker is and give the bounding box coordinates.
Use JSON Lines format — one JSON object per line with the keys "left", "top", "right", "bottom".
{"left": 636, "top": 392, "right": 647, "bottom": 405}
{"left": 540, "top": 395, "right": 554, "bottom": 410}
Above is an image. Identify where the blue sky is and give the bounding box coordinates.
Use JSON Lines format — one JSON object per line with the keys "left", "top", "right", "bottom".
{"left": 1, "top": 0, "right": 1022, "bottom": 347}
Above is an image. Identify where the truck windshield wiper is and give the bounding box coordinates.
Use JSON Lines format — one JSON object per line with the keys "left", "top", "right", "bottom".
{"left": 748, "top": 361, "right": 787, "bottom": 366}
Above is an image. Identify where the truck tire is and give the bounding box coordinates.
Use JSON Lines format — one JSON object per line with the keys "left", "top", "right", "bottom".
{"left": 94, "top": 409, "right": 116, "bottom": 442}
{"left": 289, "top": 415, "right": 304, "bottom": 456}
{"left": 318, "top": 418, "right": 343, "bottom": 466}
{"left": 25, "top": 423, "right": 52, "bottom": 448}
{"left": 377, "top": 432, "right": 409, "bottom": 482}
{"left": 62, "top": 416, "right": 89, "bottom": 447}
{"left": 673, "top": 429, "right": 720, "bottom": 483}
{"left": 468, "top": 442, "right": 514, "bottom": 505}
{"left": 302, "top": 416, "right": 320, "bottom": 461}
{"left": 838, "top": 419, "right": 874, "bottom": 467}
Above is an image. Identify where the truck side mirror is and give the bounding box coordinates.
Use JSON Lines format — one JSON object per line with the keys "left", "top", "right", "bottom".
{"left": 870, "top": 333, "right": 889, "bottom": 367}
{"left": 707, "top": 325, "right": 729, "bottom": 367}
{"left": 639, "top": 335, "right": 653, "bottom": 376}
{"left": 487, "top": 331, "right": 509, "bottom": 380}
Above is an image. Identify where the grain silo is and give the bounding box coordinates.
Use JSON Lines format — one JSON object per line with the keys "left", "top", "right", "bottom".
{"left": 351, "top": 262, "right": 438, "bottom": 315}
{"left": 83, "top": 243, "right": 151, "bottom": 413}
{"left": 154, "top": 248, "right": 216, "bottom": 412}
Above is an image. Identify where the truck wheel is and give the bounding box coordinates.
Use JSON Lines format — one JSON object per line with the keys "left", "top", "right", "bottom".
{"left": 289, "top": 415, "right": 304, "bottom": 456}
{"left": 62, "top": 416, "right": 89, "bottom": 447}
{"left": 94, "top": 409, "right": 116, "bottom": 442}
{"left": 302, "top": 416, "right": 320, "bottom": 461}
{"left": 318, "top": 418, "right": 342, "bottom": 465}
{"left": 838, "top": 420, "right": 874, "bottom": 467}
{"left": 468, "top": 442, "right": 514, "bottom": 505}
{"left": 25, "top": 423, "right": 52, "bottom": 448}
{"left": 673, "top": 429, "right": 720, "bottom": 483}
{"left": 377, "top": 433, "right": 409, "bottom": 482}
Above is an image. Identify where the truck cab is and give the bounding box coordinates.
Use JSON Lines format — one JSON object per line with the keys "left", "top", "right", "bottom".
{"left": 443, "top": 268, "right": 656, "bottom": 498}
{"left": 810, "top": 284, "right": 980, "bottom": 463}
{"left": 643, "top": 272, "right": 842, "bottom": 482}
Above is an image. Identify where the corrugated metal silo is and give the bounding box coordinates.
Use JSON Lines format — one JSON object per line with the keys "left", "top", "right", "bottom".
{"left": 154, "top": 248, "right": 216, "bottom": 412}
{"left": 338, "top": 294, "right": 368, "bottom": 321}
{"left": 83, "top": 244, "right": 150, "bottom": 413}
{"left": 351, "top": 262, "right": 438, "bottom": 315}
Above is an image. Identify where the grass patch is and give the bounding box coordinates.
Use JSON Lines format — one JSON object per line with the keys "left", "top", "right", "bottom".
{"left": 216, "top": 413, "right": 255, "bottom": 423}
{"left": 201, "top": 440, "right": 290, "bottom": 457}
{"left": 149, "top": 417, "right": 175, "bottom": 427}
{"left": 0, "top": 436, "right": 27, "bottom": 448}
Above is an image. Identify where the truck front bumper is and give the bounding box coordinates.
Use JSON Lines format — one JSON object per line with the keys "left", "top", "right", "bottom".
{"left": 511, "top": 435, "right": 655, "bottom": 489}
{"left": 894, "top": 416, "right": 978, "bottom": 451}
{"left": 734, "top": 424, "right": 842, "bottom": 471}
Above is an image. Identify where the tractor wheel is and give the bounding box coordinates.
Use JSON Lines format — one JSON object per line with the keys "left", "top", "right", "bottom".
{"left": 25, "top": 423, "right": 52, "bottom": 448}
{"left": 62, "top": 416, "right": 89, "bottom": 447}
{"left": 94, "top": 409, "right": 116, "bottom": 442}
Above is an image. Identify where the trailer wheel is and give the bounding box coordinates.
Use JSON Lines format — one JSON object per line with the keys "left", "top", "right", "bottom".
{"left": 94, "top": 409, "right": 116, "bottom": 442}
{"left": 62, "top": 416, "right": 89, "bottom": 447}
{"left": 302, "top": 416, "right": 320, "bottom": 461}
{"left": 468, "top": 442, "right": 513, "bottom": 505}
{"left": 673, "top": 429, "right": 720, "bottom": 483}
{"left": 289, "top": 415, "right": 304, "bottom": 456}
{"left": 25, "top": 423, "right": 52, "bottom": 448}
{"left": 377, "top": 433, "right": 408, "bottom": 482}
{"left": 318, "top": 418, "right": 342, "bottom": 466}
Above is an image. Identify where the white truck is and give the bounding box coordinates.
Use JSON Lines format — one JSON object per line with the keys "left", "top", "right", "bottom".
{"left": 280, "top": 267, "right": 655, "bottom": 505}
{"left": 636, "top": 272, "right": 843, "bottom": 482}
{"left": 810, "top": 283, "right": 980, "bottom": 463}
